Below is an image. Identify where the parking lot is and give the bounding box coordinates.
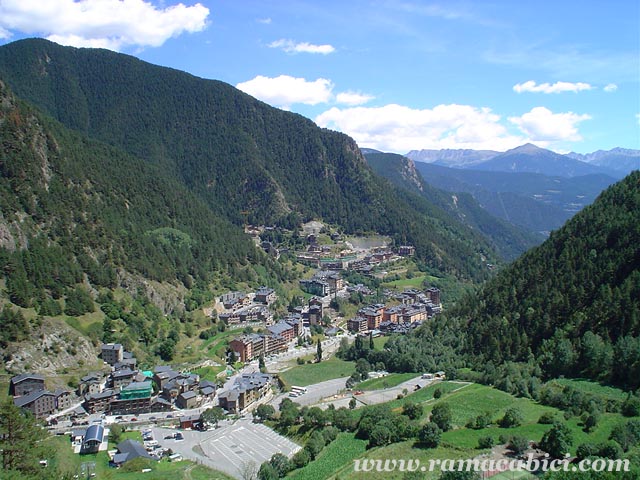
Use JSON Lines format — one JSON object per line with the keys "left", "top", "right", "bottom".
{"left": 151, "top": 418, "right": 300, "bottom": 479}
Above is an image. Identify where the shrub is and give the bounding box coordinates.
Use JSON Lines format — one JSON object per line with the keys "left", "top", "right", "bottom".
{"left": 418, "top": 422, "right": 442, "bottom": 448}
{"left": 431, "top": 402, "right": 453, "bottom": 432}
{"left": 478, "top": 436, "right": 494, "bottom": 449}
{"left": 508, "top": 436, "right": 529, "bottom": 456}
{"left": 622, "top": 397, "right": 640, "bottom": 417}
{"left": 538, "top": 411, "right": 557, "bottom": 424}
{"left": 499, "top": 407, "right": 523, "bottom": 428}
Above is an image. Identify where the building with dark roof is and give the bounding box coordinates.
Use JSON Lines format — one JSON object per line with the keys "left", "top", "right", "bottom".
{"left": 229, "top": 334, "right": 265, "bottom": 362}
{"left": 101, "top": 343, "right": 124, "bottom": 366}
{"left": 152, "top": 370, "right": 180, "bottom": 391}
{"left": 218, "top": 373, "right": 272, "bottom": 414}
{"left": 54, "top": 388, "right": 73, "bottom": 411}
{"left": 267, "top": 321, "right": 295, "bottom": 343}
{"left": 176, "top": 390, "right": 198, "bottom": 409}
{"left": 112, "top": 440, "right": 156, "bottom": 467}
{"left": 179, "top": 414, "right": 201, "bottom": 429}
{"left": 13, "top": 389, "right": 56, "bottom": 418}
{"left": 81, "top": 424, "right": 105, "bottom": 454}
{"left": 9, "top": 373, "right": 45, "bottom": 397}
{"left": 84, "top": 389, "right": 117, "bottom": 414}
{"left": 347, "top": 317, "right": 368, "bottom": 334}
{"left": 255, "top": 286, "right": 277, "bottom": 305}
{"left": 110, "top": 368, "right": 136, "bottom": 390}
{"left": 78, "top": 373, "right": 102, "bottom": 396}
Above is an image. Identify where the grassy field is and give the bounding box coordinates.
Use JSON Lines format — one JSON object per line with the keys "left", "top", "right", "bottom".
{"left": 344, "top": 443, "right": 478, "bottom": 480}
{"left": 192, "top": 364, "right": 226, "bottom": 381}
{"left": 372, "top": 336, "right": 389, "bottom": 350}
{"left": 44, "top": 435, "right": 235, "bottom": 480}
{"left": 382, "top": 275, "right": 429, "bottom": 289}
{"left": 295, "top": 381, "right": 636, "bottom": 479}
{"left": 200, "top": 329, "right": 239, "bottom": 358}
{"left": 288, "top": 433, "right": 368, "bottom": 480}
{"left": 550, "top": 378, "right": 629, "bottom": 401}
{"left": 278, "top": 357, "right": 355, "bottom": 387}
{"left": 357, "top": 373, "right": 419, "bottom": 391}
{"left": 421, "top": 383, "right": 559, "bottom": 427}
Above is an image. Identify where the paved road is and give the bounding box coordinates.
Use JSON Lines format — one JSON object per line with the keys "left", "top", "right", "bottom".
{"left": 151, "top": 418, "right": 300, "bottom": 479}
{"left": 269, "top": 376, "right": 351, "bottom": 410}
{"left": 312, "top": 376, "right": 441, "bottom": 410}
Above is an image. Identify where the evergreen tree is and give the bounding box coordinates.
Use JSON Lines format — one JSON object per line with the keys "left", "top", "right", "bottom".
{"left": 540, "top": 422, "right": 573, "bottom": 458}
{"left": 0, "top": 399, "right": 49, "bottom": 475}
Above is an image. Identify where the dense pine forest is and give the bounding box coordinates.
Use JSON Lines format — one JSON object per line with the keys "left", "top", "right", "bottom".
{"left": 460, "top": 171, "right": 640, "bottom": 389}
{"left": 342, "top": 172, "right": 640, "bottom": 392}
{"left": 0, "top": 38, "right": 504, "bottom": 284}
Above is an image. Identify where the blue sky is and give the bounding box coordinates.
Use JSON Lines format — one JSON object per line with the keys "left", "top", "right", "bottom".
{"left": 0, "top": 0, "right": 638, "bottom": 154}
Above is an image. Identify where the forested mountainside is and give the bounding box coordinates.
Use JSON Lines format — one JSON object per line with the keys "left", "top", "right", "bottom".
{"left": 364, "top": 151, "right": 543, "bottom": 260}
{"left": 0, "top": 38, "right": 504, "bottom": 280}
{"left": 413, "top": 162, "right": 616, "bottom": 234}
{"left": 0, "top": 79, "right": 269, "bottom": 311}
{"left": 457, "top": 171, "right": 640, "bottom": 389}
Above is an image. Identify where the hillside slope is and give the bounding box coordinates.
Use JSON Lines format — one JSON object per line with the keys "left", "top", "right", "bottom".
{"left": 0, "top": 79, "right": 260, "bottom": 309}
{"left": 457, "top": 171, "right": 640, "bottom": 388}
{"left": 0, "top": 38, "right": 503, "bottom": 280}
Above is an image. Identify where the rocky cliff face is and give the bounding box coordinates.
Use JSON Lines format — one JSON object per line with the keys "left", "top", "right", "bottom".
{"left": 4, "top": 317, "right": 101, "bottom": 375}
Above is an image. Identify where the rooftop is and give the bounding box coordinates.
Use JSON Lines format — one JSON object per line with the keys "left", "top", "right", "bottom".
{"left": 10, "top": 373, "right": 45, "bottom": 384}
{"left": 13, "top": 389, "right": 55, "bottom": 407}
{"left": 83, "top": 424, "right": 105, "bottom": 444}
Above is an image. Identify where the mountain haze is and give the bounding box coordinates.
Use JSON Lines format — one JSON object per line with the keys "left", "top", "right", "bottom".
{"left": 364, "top": 151, "right": 544, "bottom": 260}
{"left": 405, "top": 148, "right": 498, "bottom": 167}
{"left": 407, "top": 144, "right": 634, "bottom": 178}
{"left": 568, "top": 147, "right": 640, "bottom": 176}
{"left": 470, "top": 143, "right": 620, "bottom": 178}
{"left": 413, "top": 162, "right": 617, "bottom": 234}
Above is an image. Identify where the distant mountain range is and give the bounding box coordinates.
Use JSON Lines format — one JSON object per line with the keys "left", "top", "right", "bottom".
{"left": 364, "top": 151, "right": 544, "bottom": 260}
{"left": 567, "top": 147, "right": 640, "bottom": 175}
{"left": 412, "top": 162, "right": 616, "bottom": 235}
{"left": 405, "top": 148, "right": 498, "bottom": 168}
{"left": 407, "top": 143, "right": 638, "bottom": 178}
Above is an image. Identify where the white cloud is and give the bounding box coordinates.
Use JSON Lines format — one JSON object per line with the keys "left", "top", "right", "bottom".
{"left": 237, "top": 75, "right": 334, "bottom": 107}
{"left": 0, "top": 0, "right": 209, "bottom": 51}
{"left": 268, "top": 38, "right": 335, "bottom": 54}
{"left": 604, "top": 83, "right": 618, "bottom": 93}
{"left": 335, "top": 91, "right": 375, "bottom": 106}
{"left": 636, "top": 113, "right": 640, "bottom": 126}
{"left": 509, "top": 107, "right": 591, "bottom": 141}
{"left": 513, "top": 80, "right": 593, "bottom": 94}
{"left": 257, "top": 17, "right": 272, "bottom": 24}
{"left": 315, "top": 103, "right": 527, "bottom": 152}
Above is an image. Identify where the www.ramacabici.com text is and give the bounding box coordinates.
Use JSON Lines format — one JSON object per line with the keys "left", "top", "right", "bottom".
{"left": 353, "top": 454, "right": 630, "bottom": 474}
